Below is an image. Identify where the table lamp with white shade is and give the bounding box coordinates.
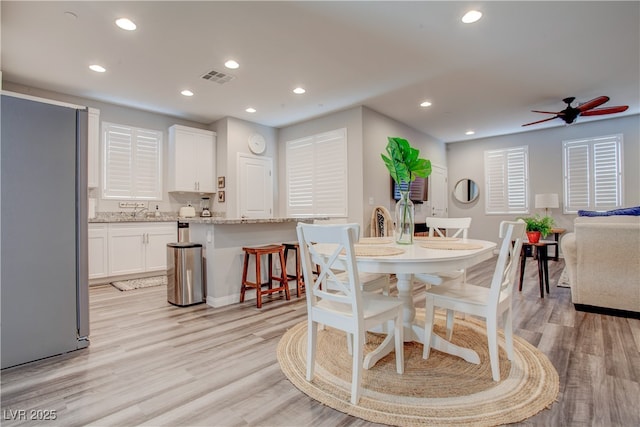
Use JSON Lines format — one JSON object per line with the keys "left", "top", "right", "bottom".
{"left": 535, "top": 193, "right": 559, "bottom": 216}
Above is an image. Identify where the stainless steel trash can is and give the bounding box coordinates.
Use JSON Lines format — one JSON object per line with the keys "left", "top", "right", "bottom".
{"left": 167, "top": 242, "right": 204, "bottom": 306}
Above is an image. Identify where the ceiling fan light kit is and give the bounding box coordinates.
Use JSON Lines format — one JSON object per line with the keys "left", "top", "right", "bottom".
{"left": 522, "top": 96, "right": 629, "bottom": 127}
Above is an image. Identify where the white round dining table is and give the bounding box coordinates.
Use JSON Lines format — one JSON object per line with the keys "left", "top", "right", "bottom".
{"left": 335, "top": 237, "right": 497, "bottom": 369}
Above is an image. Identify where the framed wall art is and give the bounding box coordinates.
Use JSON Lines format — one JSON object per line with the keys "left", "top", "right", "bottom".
{"left": 217, "top": 191, "right": 225, "bottom": 203}
{"left": 218, "top": 176, "right": 225, "bottom": 189}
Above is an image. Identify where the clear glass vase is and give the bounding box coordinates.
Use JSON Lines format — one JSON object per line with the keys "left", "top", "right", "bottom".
{"left": 395, "top": 190, "right": 415, "bottom": 244}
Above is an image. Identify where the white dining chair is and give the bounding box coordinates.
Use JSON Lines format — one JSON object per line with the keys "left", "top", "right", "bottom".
{"left": 297, "top": 223, "right": 404, "bottom": 405}
{"left": 414, "top": 217, "right": 472, "bottom": 338}
{"left": 422, "top": 220, "right": 526, "bottom": 382}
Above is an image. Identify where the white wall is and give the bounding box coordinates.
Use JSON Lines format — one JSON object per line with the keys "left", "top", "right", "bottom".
{"left": 447, "top": 114, "right": 640, "bottom": 243}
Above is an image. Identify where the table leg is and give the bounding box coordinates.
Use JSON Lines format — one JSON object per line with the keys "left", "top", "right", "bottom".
{"left": 536, "top": 247, "right": 545, "bottom": 298}
{"left": 363, "top": 273, "right": 480, "bottom": 369}
{"left": 519, "top": 247, "right": 527, "bottom": 291}
{"left": 540, "top": 245, "right": 550, "bottom": 294}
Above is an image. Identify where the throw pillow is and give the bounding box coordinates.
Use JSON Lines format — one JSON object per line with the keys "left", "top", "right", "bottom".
{"left": 578, "top": 206, "right": 640, "bottom": 216}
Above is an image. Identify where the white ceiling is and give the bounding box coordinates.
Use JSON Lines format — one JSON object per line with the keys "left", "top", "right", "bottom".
{"left": 2, "top": 1, "right": 639, "bottom": 143}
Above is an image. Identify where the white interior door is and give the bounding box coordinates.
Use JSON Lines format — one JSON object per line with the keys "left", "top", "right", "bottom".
{"left": 238, "top": 154, "right": 273, "bottom": 218}
{"left": 429, "top": 164, "right": 448, "bottom": 217}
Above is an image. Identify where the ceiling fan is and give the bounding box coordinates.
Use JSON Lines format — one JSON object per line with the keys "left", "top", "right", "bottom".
{"left": 522, "top": 96, "right": 629, "bottom": 127}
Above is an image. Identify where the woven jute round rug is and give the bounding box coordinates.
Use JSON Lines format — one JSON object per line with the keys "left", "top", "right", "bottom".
{"left": 277, "top": 313, "right": 559, "bottom": 426}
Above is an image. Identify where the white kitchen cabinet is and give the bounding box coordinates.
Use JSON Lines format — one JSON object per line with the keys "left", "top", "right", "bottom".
{"left": 168, "top": 125, "right": 216, "bottom": 193}
{"left": 87, "top": 107, "right": 100, "bottom": 188}
{"left": 88, "top": 223, "right": 108, "bottom": 279}
{"left": 107, "top": 222, "right": 177, "bottom": 276}
{"left": 145, "top": 223, "right": 178, "bottom": 272}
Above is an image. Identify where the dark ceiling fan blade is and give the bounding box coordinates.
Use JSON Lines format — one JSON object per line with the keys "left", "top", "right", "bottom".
{"left": 577, "top": 96, "right": 609, "bottom": 112}
{"left": 531, "top": 110, "right": 565, "bottom": 115}
{"left": 522, "top": 116, "right": 558, "bottom": 127}
{"left": 580, "top": 105, "right": 629, "bottom": 116}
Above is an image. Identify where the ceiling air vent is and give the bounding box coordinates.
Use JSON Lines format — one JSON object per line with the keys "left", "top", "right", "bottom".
{"left": 201, "top": 69, "right": 236, "bottom": 84}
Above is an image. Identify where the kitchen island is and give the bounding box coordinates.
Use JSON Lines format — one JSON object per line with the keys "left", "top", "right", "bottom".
{"left": 186, "top": 217, "right": 317, "bottom": 307}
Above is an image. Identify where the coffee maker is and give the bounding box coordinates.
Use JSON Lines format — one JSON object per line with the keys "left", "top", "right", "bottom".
{"left": 200, "top": 197, "right": 211, "bottom": 217}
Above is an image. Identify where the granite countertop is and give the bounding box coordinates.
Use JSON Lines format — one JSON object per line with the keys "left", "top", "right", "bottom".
{"left": 89, "top": 212, "right": 181, "bottom": 223}
{"left": 183, "top": 217, "right": 317, "bottom": 225}
{"left": 89, "top": 212, "right": 320, "bottom": 224}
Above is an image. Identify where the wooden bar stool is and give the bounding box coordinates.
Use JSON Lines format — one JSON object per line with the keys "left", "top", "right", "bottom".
{"left": 240, "top": 244, "right": 290, "bottom": 308}
{"left": 282, "top": 242, "right": 304, "bottom": 297}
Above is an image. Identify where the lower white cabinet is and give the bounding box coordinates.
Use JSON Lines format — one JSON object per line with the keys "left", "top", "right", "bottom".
{"left": 88, "top": 222, "right": 177, "bottom": 279}
{"left": 108, "top": 222, "right": 177, "bottom": 276}
{"left": 88, "top": 224, "right": 109, "bottom": 279}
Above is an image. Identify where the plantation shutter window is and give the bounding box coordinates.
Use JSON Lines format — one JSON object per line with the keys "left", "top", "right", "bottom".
{"left": 484, "top": 146, "right": 529, "bottom": 214}
{"left": 286, "top": 128, "right": 347, "bottom": 217}
{"left": 563, "top": 134, "right": 623, "bottom": 213}
{"left": 102, "top": 122, "right": 162, "bottom": 200}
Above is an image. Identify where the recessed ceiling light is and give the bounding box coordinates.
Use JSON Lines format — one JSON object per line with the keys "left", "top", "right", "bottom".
{"left": 181, "top": 90, "right": 194, "bottom": 97}
{"left": 246, "top": 107, "right": 256, "bottom": 113}
{"left": 420, "top": 101, "right": 432, "bottom": 107}
{"left": 293, "top": 87, "right": 306, "bottom": 95}
{"left": 461, "top": 10, "right": 482, "bottom": 24}
{"left": 89, "top": 64, "right": 106, "bottom": 73}
{"left": 224, "top": 60, "right": 239, "bottom": 69}
{"left": 465, "top": 130, "right": 475, "bottom": 136}
{"left": 115, "top": 18, "right": 137, "bottom": 31}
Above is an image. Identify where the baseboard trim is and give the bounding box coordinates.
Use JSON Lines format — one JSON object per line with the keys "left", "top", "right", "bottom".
{"left": 574, "top": 304, "right": 640, "bottom": 319}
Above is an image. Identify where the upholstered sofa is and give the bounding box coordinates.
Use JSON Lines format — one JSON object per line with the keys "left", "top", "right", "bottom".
{"left": 561, "top": 215, "right": 640, "bottom": 316}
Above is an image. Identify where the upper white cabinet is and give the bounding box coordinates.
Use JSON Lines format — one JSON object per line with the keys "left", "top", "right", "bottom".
{"left": 87, "top": 107, "right": 100, "bottom": 188}
{"left": 168, "top": 125, "right": 216, "bottom": 193}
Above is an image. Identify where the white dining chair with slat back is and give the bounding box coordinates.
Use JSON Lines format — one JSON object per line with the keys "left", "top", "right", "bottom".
{"left": 422, "top": 220, "right": 526, "bottom": 382}
{"left": 296, "top": 223, "right": 404, "bottom": 405}
{"left": 414, "top": 217, "right": 472, "bottom": 339}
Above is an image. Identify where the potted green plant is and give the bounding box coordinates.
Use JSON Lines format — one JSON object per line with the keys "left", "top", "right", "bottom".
{"left": 381, "top": 137, "right": 431, "bottom": 244}
{"left": 517, "top": 214, "right": 554, "bottom": 243}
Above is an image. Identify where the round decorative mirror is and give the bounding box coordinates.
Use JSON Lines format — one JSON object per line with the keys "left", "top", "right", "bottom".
{"left": 453, "top": 179, "right": 479, "bottom": 203}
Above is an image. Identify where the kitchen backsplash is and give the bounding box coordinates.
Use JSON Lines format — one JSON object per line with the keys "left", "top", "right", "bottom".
{"left": 90, "top": 191, "right": 221, "bottom": 218}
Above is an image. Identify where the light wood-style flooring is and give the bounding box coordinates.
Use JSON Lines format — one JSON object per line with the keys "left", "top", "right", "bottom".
{"left": 2, "top": 258, "right": 639, "bottom": 426}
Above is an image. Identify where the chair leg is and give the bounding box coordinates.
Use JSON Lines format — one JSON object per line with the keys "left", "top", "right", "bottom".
{"left": 445, "top": 309, "right": 455, "bottom": 340}
{"left": 503, "top": 308, "right": 514, "bottom": 360}
{"left": 423, "top": 295, "right": 436, "bottom": 359}
{"left": 240, "top": 252, "right": 249, "bottom": 303}
{"left": 486, "top": 314, "right": 500, "bottom": 381}
{"left": 518, "top": 249, "right": 526, "bottom": 292}
{"left": 306, "top": 320, "right": 317, "bottom": 381}
{"left": 267, "top": 253, "right": 273, "bottom": 290}
{"left": 295, "top": 247, "right": 304, "bottom": 297}
{"left": 278, "top": 249, "right": 291, "bottom": 301}
{"left": 255, "top": 253, "right": 263, "bottom": 308}
{"left": 346, "top": 333, "right": 353, "bottom": 356}
{"left": 350, "top": 330, "right": 365, "bottom": 405}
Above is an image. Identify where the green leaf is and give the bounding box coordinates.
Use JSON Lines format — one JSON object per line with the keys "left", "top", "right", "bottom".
{"left": 382, "top": 136, "right": 432, "bottom": 184}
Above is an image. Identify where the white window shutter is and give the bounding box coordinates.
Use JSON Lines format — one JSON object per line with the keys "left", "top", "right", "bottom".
{"left": 286, "top": 128, "right": 347, "bottom": 217}
{"left": 103, "top": 122, "right": 162, "bottom": 200}
{"left": 484, "top": 146, "right": 528, "bottom": 214}
{"left": 103, "top": 124, "right": 133, "bottom": 199}
{"left": 133, "top": 129, "right": 162, "bottom": 200}
{"left": 287, "top": 137, "right": 314, "bottom": 216}
{"left": 563, "top": 134, "right": 622, "bottom": 213}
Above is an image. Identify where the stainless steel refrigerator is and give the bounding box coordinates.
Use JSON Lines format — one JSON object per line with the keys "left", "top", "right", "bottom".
{"left": 1, "top": 93, "right": 90, "bottom": 369}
